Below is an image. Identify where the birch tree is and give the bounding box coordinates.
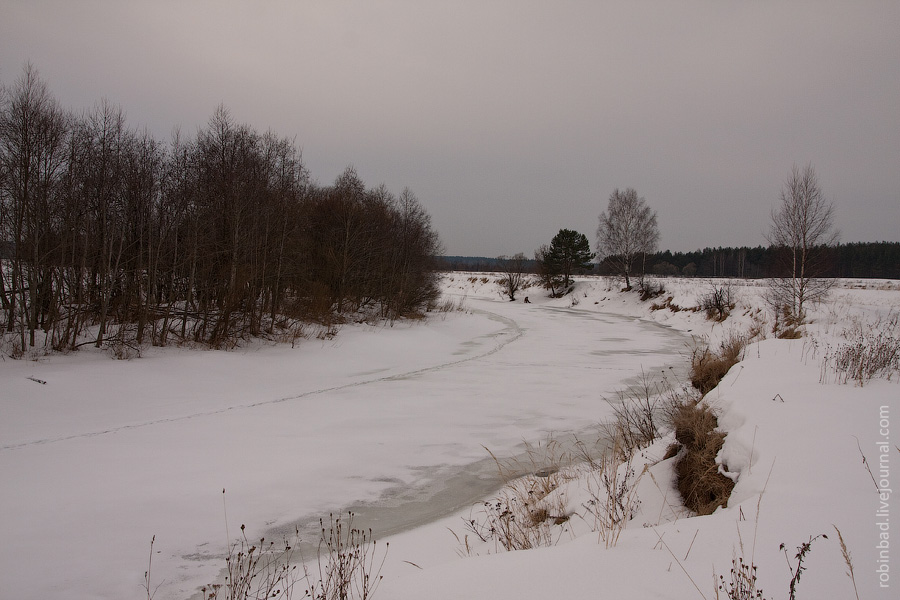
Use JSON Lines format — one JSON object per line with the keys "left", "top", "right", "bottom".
{"left": 766, "top": 164, "right": 838, "bottom": 321}
{"left": 597, "top": 188, "right": 659, "bottom": 290}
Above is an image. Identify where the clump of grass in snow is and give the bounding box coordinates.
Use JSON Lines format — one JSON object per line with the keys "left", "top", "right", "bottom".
{"left": 429, "top": 295, "right": 467, "bottom": 317}
{"left": 461, "top": 477, "right": 569, "bottom": 552}
{"left": 601, "top": 368, "right": 667, "bottom": 460}
{"left": 776, "top": 325, "right": 803, "bottom": 339}
{"left": 201, "top": 523, "right": 301, "bottom": 600}
{"left": 717, "top": 556, "right": 769, "bottom": 600}
{"left": 638, "top": 278, "right": 666, "bottom": 301}
{"left": 690, "top": 332, "right": 747, "bottom": 396}
{"left": 305, "top": 513, "right": 388, "bottom": 600}
{"left": 459, "top": 432, "right": 650, "bottom": 553}
{"left": 187, "top": 512, "right": 386, "bottom": 600}
{"left": 820, "top": 312, "right": 899, "bottom": 385}
{"left": 768, "top": 299, "right": 805, "bottom": 339}
{"left": 460, "top": 440, "right": 573, "bottom": 552}
{"left": 744, "top": 308, "right": 768, "bottom": 341}
{"left": 670, "top": 397, "right": 734, "bottom": 516}
{"left": 581, "top": 439, "right": 644, "bottom": 548}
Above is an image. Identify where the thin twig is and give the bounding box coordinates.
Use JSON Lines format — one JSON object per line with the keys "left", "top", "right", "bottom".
{"left": 142, "top": 535, "right": 163, "bottom": 600}
{"left": 853, "top": 435, "right": 880, "bottom": 492}
{"left": 751, "top": 459, "right": 776, "bottom": 566}
{"left": 222, "top": 488, "right": 230, "bottom": 551}
{"left": 653, "top": 529, "right": 708, "bottom": 600}
{"left": 748, "top": 426, "right": 758, "bottom": 475}
{"left": 684, "top": 529, "right": 699, "bottom": 561}
{"left": 647, "top": 469, "right": 680, "bottom": 525}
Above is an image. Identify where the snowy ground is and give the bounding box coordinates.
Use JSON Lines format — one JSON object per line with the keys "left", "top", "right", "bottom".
{"left": 1, "top": 274, "right": 897, "bottom": 599}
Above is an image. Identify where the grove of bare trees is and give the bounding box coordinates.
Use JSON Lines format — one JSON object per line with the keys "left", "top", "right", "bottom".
{"left": 0, "top": 65, "right": 441, "bottom": 356}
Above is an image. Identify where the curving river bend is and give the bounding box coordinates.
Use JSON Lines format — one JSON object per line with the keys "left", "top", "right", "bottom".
{"left": 0, "top": 290, "right": 686, "bottom": 600}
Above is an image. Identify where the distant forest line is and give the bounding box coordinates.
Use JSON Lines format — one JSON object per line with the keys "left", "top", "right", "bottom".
{"left": 439, "top": 241, "right": 900, "bottom": 280}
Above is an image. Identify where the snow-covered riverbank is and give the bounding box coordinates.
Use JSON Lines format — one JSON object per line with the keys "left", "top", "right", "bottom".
{"left": 2, "top": 274, "right": 896, "bottom": 599}
{"left": 1, "top": 273, "right": 689, "bottom": 599}
{"left": 373, "top": 274, "right": 898, "bottom": 600}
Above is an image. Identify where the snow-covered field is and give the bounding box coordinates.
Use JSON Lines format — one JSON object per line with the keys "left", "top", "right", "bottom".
{"left": 1, "top": 274, "right": 897, "bottom": 599}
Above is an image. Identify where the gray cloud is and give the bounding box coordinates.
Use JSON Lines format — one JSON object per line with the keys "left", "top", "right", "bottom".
{"left": 3, "top": 0, "right": 898, "bottom": 256}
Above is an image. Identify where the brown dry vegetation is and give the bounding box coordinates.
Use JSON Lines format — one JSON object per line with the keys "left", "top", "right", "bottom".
{"left": 689, "top": 333, "right": 746, "bottom": 395}
{"left": 670, "top": 399, "right": 734, "bottom": 515}
{"left": 675, "top": 330, "right": 749, "bottom": 515}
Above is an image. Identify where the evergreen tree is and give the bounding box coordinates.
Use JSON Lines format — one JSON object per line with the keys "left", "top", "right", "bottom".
{"left": 544, "top": 229, "right": 595, "bottom": 292}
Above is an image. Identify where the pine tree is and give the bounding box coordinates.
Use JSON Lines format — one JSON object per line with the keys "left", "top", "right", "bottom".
{"left": 544, "top": 229, "right": 595, "bottom": 291}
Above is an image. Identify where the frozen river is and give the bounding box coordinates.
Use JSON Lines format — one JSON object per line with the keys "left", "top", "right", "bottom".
{"left": 0, "top": 285, "right": 686, "bottom": 599}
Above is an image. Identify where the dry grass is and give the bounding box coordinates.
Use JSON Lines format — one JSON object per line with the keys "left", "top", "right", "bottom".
{"left": 638, "top": 279, "right": 666, "bottom": 301}
{"left": 458, "top": 431, "right": 651, "bottom": 553}
{"left": 581, "top": 440, "right": 645, "bottom": 548}
{"left": 601, "top": 369, "right": 666, "bottom": 459}
{"left": 650, "top": 295, "right": 699, "bottom": 314}
{"left": 461, "top": 473, "right": 570, "bottom": 552}
{"left": 744, "top": 308, "right": 768, "bottom": 342}
{"left": 428, "top": 295, "right": 467, "bottom": 319}
{"left": 776, "top": 326, "right": 803, "bottom": 339}
{"left": 459, "top": 440, "right": 573, "bottom": 553}
{"left": 833, "top": 525, "right": 860, "bottom": 600}
{"left": 770, "top": 302, "right": 805, "bottom": 339}
{"left": 690, "top": 333, "right": 747, "bottom": 396}
{"left": 304, "top": 513, "right": 388, "bottom": 600}
{"left": 717, "top": 556, "right": 769, "bottom": 600}
{"left": 670, "top": 399, "right": 734, "bottom": 516}
{"left": 820, "top": 312, "right": 899, "bottom": 385}
{"left": 193, "top": 513, "right": 387, "bottom": 600}
{"left": 201, "top": 524, "right": 302, "bottom": 600}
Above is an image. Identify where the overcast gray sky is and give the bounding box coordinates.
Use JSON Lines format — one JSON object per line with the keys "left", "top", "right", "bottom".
{"left": 3, "top": 1, "right": 898, "bottom": 256}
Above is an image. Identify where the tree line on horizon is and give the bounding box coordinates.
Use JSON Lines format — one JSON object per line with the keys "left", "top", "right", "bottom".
{"left": 0, "top": 65, "right": 441, "bottom": 355}
{"left": 643, "top": 241, "right": 900, "bottom": 280}
{"left": 438, "top": 241, "right": 900, "bottom": 281}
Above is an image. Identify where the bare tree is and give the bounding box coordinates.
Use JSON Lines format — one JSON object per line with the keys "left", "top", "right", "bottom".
{"left": 766, "top": 164, "right": 838, "bottom": 321}
{"left": 0, "top": 64, "right": 70, "bottom": 348}
{"left": 497, "top": 253, "right": 528, "bottom": 301}
{"left": 597, "top": 188, "right": 659, "bottom": 290}
{"left": 533, "top": 244, "right": 563, "bottom": 297}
